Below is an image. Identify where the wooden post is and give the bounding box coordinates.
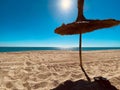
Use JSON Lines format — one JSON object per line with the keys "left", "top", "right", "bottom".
{"left": 76, "top": 0, "right": 86, "bottom": 21}
{"left": 79, "top": 34, "right": 91, "bottom": 82}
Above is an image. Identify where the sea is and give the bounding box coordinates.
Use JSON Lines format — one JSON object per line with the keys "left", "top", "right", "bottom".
{"left": 0, "top": 47, "right": 120, "bottom": 52}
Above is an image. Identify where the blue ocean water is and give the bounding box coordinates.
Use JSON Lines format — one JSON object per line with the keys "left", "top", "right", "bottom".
{"left": 0, "top": 47, "right": 120, "bottom": 52}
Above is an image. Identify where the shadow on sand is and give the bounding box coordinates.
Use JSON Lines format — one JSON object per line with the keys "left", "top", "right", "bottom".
{"left": 52, "top": 77, "right": 117, "bottom": 90}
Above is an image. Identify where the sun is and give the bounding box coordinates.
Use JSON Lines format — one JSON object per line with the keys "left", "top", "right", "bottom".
{"left": 60, "top": 0, "right": 72, "bottom": 11}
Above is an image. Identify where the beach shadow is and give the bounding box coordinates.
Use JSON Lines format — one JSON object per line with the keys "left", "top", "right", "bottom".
{"left": 51, "top": 77, "right": 117, "bottom": 90}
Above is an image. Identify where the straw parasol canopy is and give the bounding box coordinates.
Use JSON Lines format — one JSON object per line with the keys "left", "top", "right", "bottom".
{"left": 54, "top": 0, "right": 120, "bottom": 82}
{"left": 55, "top": 19, "right": 120, "bottom": 35}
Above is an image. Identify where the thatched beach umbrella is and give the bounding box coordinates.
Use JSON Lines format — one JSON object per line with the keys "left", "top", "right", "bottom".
{"left": 55, "top": 0, "right": 120, "bottom": 81}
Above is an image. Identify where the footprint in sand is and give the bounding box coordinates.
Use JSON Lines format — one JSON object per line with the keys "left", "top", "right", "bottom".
{"left": 24, "top": 67, "right": 32, "bottom": 72}
{"left": 37, "top": 65, "right": 48, "bottom": 71}
{"left": 25, "top": 61, "right": 33, "bottom": 66}
{"left": 71, "top": 73, "right": 82, "bottom": 79}
{"left": 23, "top": 82, "right": 31, "bottom": 90}
{"left": 51, "top": 80, "right": 59, "bottom": 87}
{"left": 60, "top": 71, "right": 70, "bottom": 77}
{"left": 6, "top": 82, "right": 13, "bottom": 89}
{"left": 37, "top": 73, "right": 52, "bottom": 80}
{"left": 32, "top": 82, "right": 48, "bottom": 89}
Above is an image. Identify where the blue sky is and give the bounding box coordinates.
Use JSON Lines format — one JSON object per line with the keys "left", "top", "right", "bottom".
{"left": 0, "top": 0, "right": 120, "bottom": 47}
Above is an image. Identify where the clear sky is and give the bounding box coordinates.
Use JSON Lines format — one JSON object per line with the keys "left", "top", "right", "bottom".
{"left": 0, "top": 0, "right": 120, "bottom": 47}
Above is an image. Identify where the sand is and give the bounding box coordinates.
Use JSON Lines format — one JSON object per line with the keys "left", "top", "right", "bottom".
{"left": 0, "top": 50, "right": 120, "bottom": 90}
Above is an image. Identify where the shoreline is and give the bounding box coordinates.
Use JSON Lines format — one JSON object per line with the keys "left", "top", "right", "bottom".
{"left": 0, "top": 47, "right": 120, "bottom": 53}
{"left": 0, "top": 49, "right": 120, "bottom": 53}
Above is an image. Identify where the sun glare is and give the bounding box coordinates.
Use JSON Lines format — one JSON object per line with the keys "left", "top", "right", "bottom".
{"left": 60, "top": 0, "right": 72, "bottom": 11}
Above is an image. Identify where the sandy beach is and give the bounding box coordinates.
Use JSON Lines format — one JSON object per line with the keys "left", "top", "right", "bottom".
{"left": 0, "top": 50, "right": 120, "bottom": 90}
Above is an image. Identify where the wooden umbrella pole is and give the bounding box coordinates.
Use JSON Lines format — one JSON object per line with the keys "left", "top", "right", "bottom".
{"left": 79, "top": 34, "right": 91, "bottom": 82}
